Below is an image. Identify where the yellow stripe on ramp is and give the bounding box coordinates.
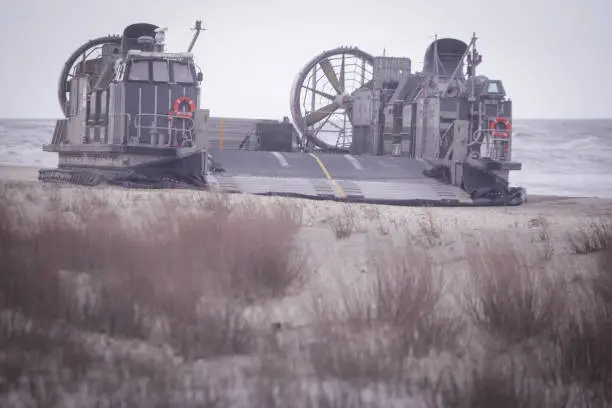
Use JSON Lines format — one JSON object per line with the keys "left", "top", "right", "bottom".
{"left": 219, "top": 118, "right": 224, "bottom": 150}
{"left": 308, "top": 153, "right": 346, "bottom": 199}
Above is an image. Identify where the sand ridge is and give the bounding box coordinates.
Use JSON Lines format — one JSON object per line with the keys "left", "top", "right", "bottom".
{"left": 1, "top": 164, "right": 611, "bottom": 407}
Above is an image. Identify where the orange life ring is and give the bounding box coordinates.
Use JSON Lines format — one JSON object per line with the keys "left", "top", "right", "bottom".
{"left": 489, "top": 117, "right": 511, "bottom": 139}
{"left": 171, "top": 96, "right": 195, "bottom": 118}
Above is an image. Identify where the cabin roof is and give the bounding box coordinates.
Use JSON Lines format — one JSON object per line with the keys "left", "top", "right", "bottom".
{"left": 126, "top": 50, "right": 194, "bottom": 60}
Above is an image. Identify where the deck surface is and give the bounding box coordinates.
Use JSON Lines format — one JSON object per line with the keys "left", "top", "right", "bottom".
{"left": 208, "top": 150, "right": 473, "bottom": 205}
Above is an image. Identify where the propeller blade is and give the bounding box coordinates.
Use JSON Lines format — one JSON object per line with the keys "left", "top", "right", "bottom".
{"left": 312, "top": 113, "right": 333, "bottom": 137}
{"left": 305, "top": 102, "right": 339, "bottom": 126}
{"left": 319, "top": 58, "right": 343, "bottom": 95}
{"left": 340, "top": 53, "right": 345, "bottom": 92}
{"left": 302, "top": 86, "right": 336, "bottom": 101}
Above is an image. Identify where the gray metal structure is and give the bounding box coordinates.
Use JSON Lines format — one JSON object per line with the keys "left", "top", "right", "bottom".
{"left": 41, "top": 21, "right": 293, "bottom": 188}
{"left": 40, "top": 22, "right": 525, "bottom": 206}
{"left": 279, "top": 34, "right": 525, "bottom": 205}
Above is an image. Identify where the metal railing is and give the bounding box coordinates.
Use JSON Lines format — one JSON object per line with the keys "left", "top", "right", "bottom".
{"left": 469, "top": 128, "right": 515, "bottom": 161}
{"left": 132, "top": 113, "right": 195, "bottom": 147}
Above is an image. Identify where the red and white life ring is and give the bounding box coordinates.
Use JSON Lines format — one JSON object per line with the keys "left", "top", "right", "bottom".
{"left": 489, "top": 117, "right": 511, "bottom": 139}
{"left": 171, "top": 96, "right": 195, "bottom": 118}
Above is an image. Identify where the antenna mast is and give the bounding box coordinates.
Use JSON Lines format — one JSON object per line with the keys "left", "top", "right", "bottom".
{"left": 469, "top": 32, "right": 478, "bottom": 102}
{"left": 187, "top": 20, "right": 206, "bottom": 53}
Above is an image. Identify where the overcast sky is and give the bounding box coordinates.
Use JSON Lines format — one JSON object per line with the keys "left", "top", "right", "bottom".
{"left": 1, "top": 0, "right": 610, "bottom": 120}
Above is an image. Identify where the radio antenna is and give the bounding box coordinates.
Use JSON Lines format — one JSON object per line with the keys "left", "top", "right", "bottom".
{"left": 187, "top": 20, "right": 206, "bottom": 53}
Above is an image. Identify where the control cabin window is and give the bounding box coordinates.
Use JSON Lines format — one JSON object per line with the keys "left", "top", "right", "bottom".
{"left": 152, "top": 60, "right": 169, "bottom": 83}
{"left": 128, "top": 60, "right": 150, "bottom": 81}
{"left": 172, "top": 62, "right": 195, "bottom": 84}
{"left": 487, "top": 81, "right": 501, "bottom": 94}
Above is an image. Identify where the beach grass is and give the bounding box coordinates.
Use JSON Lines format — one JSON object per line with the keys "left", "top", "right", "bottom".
{"left": 1, "top": 182, "right": 611, "bottom": 407}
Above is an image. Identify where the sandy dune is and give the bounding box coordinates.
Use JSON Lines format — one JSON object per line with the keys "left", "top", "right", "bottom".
{"left": 1, "top": 164, "right": 612, "bottom": 407}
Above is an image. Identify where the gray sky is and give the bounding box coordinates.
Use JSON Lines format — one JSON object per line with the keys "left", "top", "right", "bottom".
{"left": 1, "top": 0, "right": 610, "bottom": 119}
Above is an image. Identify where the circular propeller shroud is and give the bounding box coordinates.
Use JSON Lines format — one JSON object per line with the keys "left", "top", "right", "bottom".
{"left": 290, "top": 47, "right": 374, "bottom": 152}
{"left": 57, "top": 35, "right": 122, "bottom": 118}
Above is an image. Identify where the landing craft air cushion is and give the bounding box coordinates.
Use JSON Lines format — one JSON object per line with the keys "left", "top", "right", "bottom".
{"left": 40, "top": 21, "right": 526, "bottom": 206}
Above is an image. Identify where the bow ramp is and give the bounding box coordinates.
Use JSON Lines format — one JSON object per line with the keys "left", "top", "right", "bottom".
{"left": 206, "top": 150, "right": 473, "bottom": 206}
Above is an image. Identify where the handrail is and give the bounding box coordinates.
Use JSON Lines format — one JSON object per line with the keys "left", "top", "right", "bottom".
{"left": 469, "top": 128, "right": 516, "bottom": 161}
{"left": 469, "top": 128, "right": 516, "bottom": 146}
{"left": 134, "top": 113, "right": 194, "bottom": 131}
{"left": 130, "top": 113, "right": 195, "bottom": 147}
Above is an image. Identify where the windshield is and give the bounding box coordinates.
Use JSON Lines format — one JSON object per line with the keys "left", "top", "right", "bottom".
{"left": 152, "top": 60, "right": 169, "bottom": 83}
{"left": 128, "top": 60, "right": 149, "bottom": 81}
{"left": 172, "top": 62, "right": 195, "bottom": 84}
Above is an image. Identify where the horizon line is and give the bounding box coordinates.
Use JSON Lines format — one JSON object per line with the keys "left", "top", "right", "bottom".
{"left": 1, "top": 116, "right": 612, "bottom": 121}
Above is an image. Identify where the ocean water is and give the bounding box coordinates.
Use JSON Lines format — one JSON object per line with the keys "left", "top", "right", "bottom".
{"left": 0, "top": 118, "right": 611, "bottom": 199}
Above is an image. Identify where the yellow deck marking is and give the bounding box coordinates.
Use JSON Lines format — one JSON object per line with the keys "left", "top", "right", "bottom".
{"left": 308, "top": 153, "right": 346, "bottom": 198}
{"left": 219, "top": 118, "right": 224, "bottom": 150}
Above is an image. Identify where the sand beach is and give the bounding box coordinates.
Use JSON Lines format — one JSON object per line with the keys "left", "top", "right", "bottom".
{"left": 1, "top": 164, "right": 611, "bottom": 407}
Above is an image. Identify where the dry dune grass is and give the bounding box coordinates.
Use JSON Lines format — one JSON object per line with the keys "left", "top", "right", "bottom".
{"left": 305, "top": 243, "right": 463, "bottom": 387}
{"left": 463, "top": 242, "right": 566, "bottom": 345}
{"left": 1, "top": 182, "right": 612, "bottom": 407}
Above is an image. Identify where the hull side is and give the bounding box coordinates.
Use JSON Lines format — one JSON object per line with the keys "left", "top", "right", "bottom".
{"left": 39, "top": 148, "right": 207, "bottom": 189}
